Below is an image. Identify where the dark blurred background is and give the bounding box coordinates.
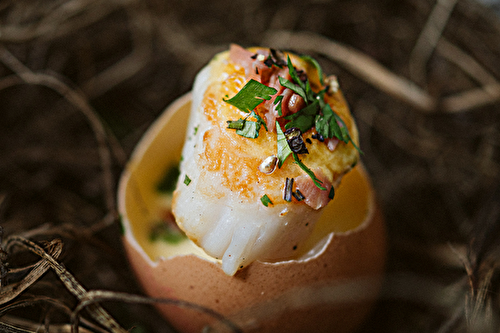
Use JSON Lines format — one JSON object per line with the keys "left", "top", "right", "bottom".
{"left": 0, "top": 0, "right": 499, "bottom": 332}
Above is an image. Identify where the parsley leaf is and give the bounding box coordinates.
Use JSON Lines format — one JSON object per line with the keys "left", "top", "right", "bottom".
{"left": 228, "top": 111, "right": 267, "bottom": 139}
{"left": 224, "top": 79, "right": 277, "bottom": 113}
{"left": 276, "top": 122, "right": 292, "bottom": 168}
{"left": 301, "top": 55, "right": 324, "bottom": 85}
{"left": 292, "top": 153, "right": 326, "bottom": 190}
{"left": 315, "top": 103, "right": 362, "bottom": 153}
{"left": 284, "top": 101, "right": 318, "bottom": 132}
{"left": 286, "top": 55, "right": 303, "bottom": 88}
{"left": 334, "top": 112, "right": 362, "bottom": 153}
{"left": 278, "top": 76, "right": 308, "bottom": 104}
{"left": 315, "top": 103, "right": 340, "bottom": 139}
{"left": 274, "top": 95, "right": 284, "bottom": 116}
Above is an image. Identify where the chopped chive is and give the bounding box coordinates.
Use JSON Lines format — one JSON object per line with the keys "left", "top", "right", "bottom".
{"left": 276, "top": 122, "right": 292, "bottom": 168}
{"left": 260, "top": 194, "right": 273, "bottom": 207}
{"left": 149, "top": 222, "right": 187, "bottom": 244}
{"left": 328, "top": 186, "right": 335, "bottom": 200}
{"left": 284, "top": 178, "right": 294, "bottom": 202}
{"left": 156, "top": 164, "right": 180, "bottom": 193}
{"left": 183, "top": 175, "right": 191, "bottom": 186}
{"left": 292, "top": 153, "right": 326, "bottom": 191}
{"left": 227, "top": 118, "right": 245, "bottom": 130}
{"left": 292, "top": 190, "right": 305, "bottom": 201}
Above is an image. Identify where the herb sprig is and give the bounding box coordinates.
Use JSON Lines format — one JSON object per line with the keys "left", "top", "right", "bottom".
{"left": 227, "top": 111, "right": 267, "bottom": 139}
{"left": 223, "top": 79, "right": 277, "bottom": 113}
{"left": 223, "top": 49, "right": 360, "bottom": 192}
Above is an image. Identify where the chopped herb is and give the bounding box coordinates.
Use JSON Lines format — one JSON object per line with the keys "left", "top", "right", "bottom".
{"left": 156, "top": 165, "right": 180, "bottom": 193}
{"left": 276, "top": 122, "right": 292, "bottom": 168}
{"left": 287, "top": 55, "right": 304, "bottom": 87}
{"left": 274, "top": 95, "right": 284, "bottom": 116}
{"left": 284, "top": 178, "right": 294, "bottom": 202}
{"left": 260, "top": 194, "right": 273, "bottom": 207}
{"left": 301, "top": 55, "right": 324, "bottom": 85}
{"left": 292, "top": 153, "right": 326, "bottom": 190}
{"left": 284, "top": 101, "right": 318, "bottom": 132}
{"left": 150, "top": 222, "right": 186, "bottom": 244}
{"left": 227, "top": 111, "right": 267, "bottom": 139}
{"left": 334, "top": 112, "right": 362, "bottom": 153}
{"left": 292, "top": 189, "right": 305, "bottom": 201}
{"left": 227, "top": 118, "right": 245, "bottom": 130}
{"left": 118, "top": 214, "right": 125, "bottom": 235}
{"left": 315, "top": 102, "right": 341, "bottom": 140}
{"left": 183, "top": 175, "right": 191, "bottom": 186}
{"left": 223, "top": 79, "right": 277, "bottom": 113}
{"left": 328, "top": 186, "right": 335, "bottom": 200}
{"left": 284, "top": 127, "right": 309, "bottom": 154}
{"left": 237, "top": 120, "right": 260, "bottom": 139}
{"left": 278, "top": 76, "right": 308, "bottom": 104}
{"left": 194, "top": 126, "right": 199, "bottom": 135}
{"left": 281, "top": 54, "right": 361, "bottom": 152}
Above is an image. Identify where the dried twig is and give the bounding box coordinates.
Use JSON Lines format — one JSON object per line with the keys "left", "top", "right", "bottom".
{"left": 0, "top": 45, "right": 117, "bottom": 227}
{"left": 441, "top": 84, "right": 500, "bottom": 113}
{"left": 409, "top": 0, "right": 459, "bottom": 83}
{"left": 0, "top": 239, "right": 62, "bottom": 305}
{"left": 80, "top": 0, "right": 153, "bottom": 99}
{"left": 3, "top": 236, "right": 128, "bottom": 333}
{"left": 72, "top": 290, "right": 243, "bottom": 333}
{"left": 263, "top": 30, "right": 437, "bottom": 112}
{"left": 0, "top": 0, "right": 123, "bottom": 43}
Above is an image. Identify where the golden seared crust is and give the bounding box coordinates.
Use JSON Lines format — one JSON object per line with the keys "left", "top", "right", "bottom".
{"left": 197, "top": 49, "right": 359, "bottom": 205}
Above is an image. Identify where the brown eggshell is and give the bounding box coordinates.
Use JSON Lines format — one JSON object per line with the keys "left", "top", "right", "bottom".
{"left": 118, "top": 93, "right": 386, "bottom": 333}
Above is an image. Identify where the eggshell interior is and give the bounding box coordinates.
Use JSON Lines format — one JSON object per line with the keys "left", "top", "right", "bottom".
{"left": 118, "top": 93, "right": 386, "bottom": 333}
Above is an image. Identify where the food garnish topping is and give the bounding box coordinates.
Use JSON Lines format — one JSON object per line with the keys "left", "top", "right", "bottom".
{"left": 224, "top": 45, "right": 359, "bottom": 197}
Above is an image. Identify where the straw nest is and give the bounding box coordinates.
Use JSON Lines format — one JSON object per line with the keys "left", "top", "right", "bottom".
{"left": 0, "top": 0, "right": 499, "bottom": 332}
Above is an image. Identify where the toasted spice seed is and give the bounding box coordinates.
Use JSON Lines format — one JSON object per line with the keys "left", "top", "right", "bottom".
{"left": 259, "top": 155, "right": 278, "bottom": 174}
{"left": 284, "top": 127, "right": 309, "bottom": 154}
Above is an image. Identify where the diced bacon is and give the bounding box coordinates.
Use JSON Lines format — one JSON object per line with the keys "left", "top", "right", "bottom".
{"left": 229, "top": 44, "right": 274, "bottom": 84}
{"left": 229, "top": 44, "right": 253, "bottom": 69}
{"left": 229, "top": 44, "right": 305, "bottom": 132}
{"left": 295, "top": 170, "right": 333, "bottom": 210}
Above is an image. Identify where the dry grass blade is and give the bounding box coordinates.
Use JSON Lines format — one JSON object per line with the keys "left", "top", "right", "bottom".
{"left": 263, "top": 30, "right": 437, "bottom": 112}
{"left": 71, "top": 290, "right": 243, "bottom": 333}
{"left": 0, "top": 321, "right": 34, "bottom": 333}
{"left": 0, "top": 45, "right": 117, "bottom": 223}
{"left": 1, "top": 315, "right": 95, "bottom": 333}
{"left": 3, "top": 236, "right": 128, "bottom": 333}
{"left": 1, "top": 0, "right": 499, "bottom": 331}
{"left": 0, "top": 239, "right": 62, "bottom": 304}
{"left": 409, "top": 0, "right": 459, "bottom": 83}
{"left": 0, "top": 297, "right": 110, "bottom": 333}
{"left": 0, "top": 0, "right": 123, "bottom": 43}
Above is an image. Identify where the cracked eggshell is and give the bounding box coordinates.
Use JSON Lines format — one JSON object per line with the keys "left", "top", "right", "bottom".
{"left": 118, "top": 93, "right": 386, "bottom": 333}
